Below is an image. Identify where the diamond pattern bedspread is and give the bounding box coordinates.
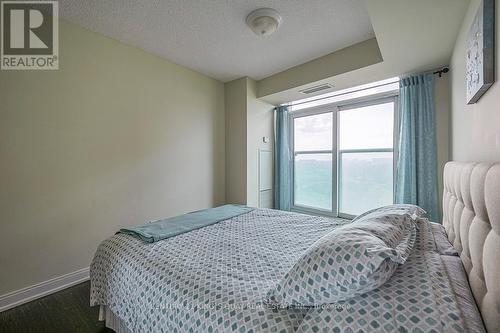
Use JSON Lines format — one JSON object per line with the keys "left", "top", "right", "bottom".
{"left": 90, "top": 209, "right": 468, "bottom": 332}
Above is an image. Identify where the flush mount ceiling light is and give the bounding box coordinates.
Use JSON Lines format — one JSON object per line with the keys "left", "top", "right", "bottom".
{"left": 246, "top": 8, "right": 282, "bottom": 36}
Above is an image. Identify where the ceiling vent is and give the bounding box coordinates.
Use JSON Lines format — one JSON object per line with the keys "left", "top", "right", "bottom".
{"left": 299, "top": 83, "right": 334, "bottom": 94}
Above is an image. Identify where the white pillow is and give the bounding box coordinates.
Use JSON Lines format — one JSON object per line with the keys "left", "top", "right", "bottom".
{"left": 266, "top": 213, "right": 416, "bottom": 306}
{"left": 352, "top": 204, "right": 426, "bottom": 223}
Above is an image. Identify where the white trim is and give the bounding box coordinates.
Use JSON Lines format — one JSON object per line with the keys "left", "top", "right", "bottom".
{"left": 0, "top": 267, "right": 90, "bottom": 312}
{"left": 258, "top": 149, "right": 273, "bottom": 208}
{"left": 290, "top": 93, "right": 398, "bottom": 217}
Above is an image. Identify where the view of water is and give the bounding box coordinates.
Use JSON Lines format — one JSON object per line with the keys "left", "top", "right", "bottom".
{"left": 294, "top": 154, "right": 393, "bottom": 215}
{"left": 294, "top": 157, "right": 332, "bottom": 210}
{"left": 293, "top": 99, "right": 395, "bottom": 216}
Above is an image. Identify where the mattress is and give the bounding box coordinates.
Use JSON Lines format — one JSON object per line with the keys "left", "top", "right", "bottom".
{"left": 91, "top": 209, "right": 485, "bottom": 332}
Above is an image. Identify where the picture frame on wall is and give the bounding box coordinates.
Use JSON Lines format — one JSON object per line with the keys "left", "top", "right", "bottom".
{"left": 466, "top": 0, "right": 495, "bottom": 104}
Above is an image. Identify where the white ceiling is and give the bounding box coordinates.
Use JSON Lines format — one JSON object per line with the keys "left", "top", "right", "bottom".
{"left": 59, "top": 0, "right": 375, "bottom": 82}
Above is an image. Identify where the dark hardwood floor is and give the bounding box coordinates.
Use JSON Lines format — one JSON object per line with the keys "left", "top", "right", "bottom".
{"left": 0, "top": 282, "right": 113, "bottom": 333}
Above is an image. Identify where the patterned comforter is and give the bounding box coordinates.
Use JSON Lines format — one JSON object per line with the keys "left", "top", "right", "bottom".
{"left": 90, "top": 208, "right": 472, "bottom": 332}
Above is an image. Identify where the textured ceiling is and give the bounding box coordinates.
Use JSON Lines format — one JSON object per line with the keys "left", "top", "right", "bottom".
{"left": 59, "top": 0, "right": 375, "bottom": 82}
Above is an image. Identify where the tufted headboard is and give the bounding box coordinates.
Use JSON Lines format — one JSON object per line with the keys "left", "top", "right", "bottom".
{"left": 442, "top": 162, "right": 500, "bottom": 332}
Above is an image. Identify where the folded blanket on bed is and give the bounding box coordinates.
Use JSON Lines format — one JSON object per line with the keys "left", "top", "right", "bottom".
{"left": 118, "top": 204, "right": 254, "bottom": 243}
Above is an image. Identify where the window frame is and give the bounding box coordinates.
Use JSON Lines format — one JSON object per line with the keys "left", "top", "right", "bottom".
{"left": 289, "top": 91, "right": 399, "bottom": 218}
{"left": 291, "top": 104, "right": 338, "bottom": 217}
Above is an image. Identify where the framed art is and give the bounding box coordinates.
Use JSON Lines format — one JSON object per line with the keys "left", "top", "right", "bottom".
{"left": 466, "top": 0, "right": 495, "bottom": 104}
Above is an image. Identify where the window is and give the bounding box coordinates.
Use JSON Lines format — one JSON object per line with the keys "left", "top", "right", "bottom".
{"left": 293, "top": 112, "right": 333, "bottom": 211}
{"left": 338, "top": 101, "right": 394, "bottom": 216}
{"left": 290, "top": 81, "right": 398, "bottom": 218}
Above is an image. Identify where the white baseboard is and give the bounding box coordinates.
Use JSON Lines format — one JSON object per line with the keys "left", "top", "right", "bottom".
{"left": 0, "top": 267, "right": 90, "bottom": 312}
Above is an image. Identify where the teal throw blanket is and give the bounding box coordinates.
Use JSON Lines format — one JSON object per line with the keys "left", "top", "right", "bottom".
{"left": 118, "top": 205, "right": 254, "bottom": 243}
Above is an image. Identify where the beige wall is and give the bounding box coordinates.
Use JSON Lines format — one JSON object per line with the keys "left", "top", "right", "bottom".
{"left": 246, "top": 79, "right": 274, "bottom": 207}
{"left": 257, "top": 38, "right": 383, "bottom": 99}
{"left": 435, "top": 75, "right": 451, "bottom": 215}
{"left": 0, "top": 21, "right": 225, "bottom": 295}
{"left": 450, "top": 0, "right": 500, "bottom": 161}
{"left": 224, "top": 78, "right": 274, "bottom": 207}
{"left": 224, "top": 78, "right": 248, "bottom": 204}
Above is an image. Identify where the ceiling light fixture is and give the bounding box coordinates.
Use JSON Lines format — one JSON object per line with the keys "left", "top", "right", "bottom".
{"left": 246, "top": 8, "right": 282, "bottom": 36}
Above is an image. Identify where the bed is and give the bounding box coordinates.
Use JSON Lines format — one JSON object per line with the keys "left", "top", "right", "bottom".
{"left": 90, "top": 162, "right": 500, "bottom": 332}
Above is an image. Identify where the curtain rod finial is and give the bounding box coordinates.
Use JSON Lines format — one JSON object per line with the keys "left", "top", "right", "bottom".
{"left": 434, "top": 67, "right": 449, "bottom": 78}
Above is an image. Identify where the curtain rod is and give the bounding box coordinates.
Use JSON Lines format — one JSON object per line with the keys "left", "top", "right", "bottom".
{"left": 432, "top": 67, "right": 449, "bottom": 78}
{"left": 401, "top": 66, "right": 450, "bottom": 79}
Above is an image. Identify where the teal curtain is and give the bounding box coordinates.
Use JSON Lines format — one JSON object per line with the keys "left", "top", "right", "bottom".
{"left": 395, "top": 74, "right": 440, "bottom": 222}
{"left": 274, "top": 105, "right": 292, "bottom": 211}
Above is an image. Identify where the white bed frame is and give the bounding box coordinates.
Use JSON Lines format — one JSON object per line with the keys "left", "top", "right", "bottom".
{"left": 443, "top": 162, "right": 500, "bottom": 332}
